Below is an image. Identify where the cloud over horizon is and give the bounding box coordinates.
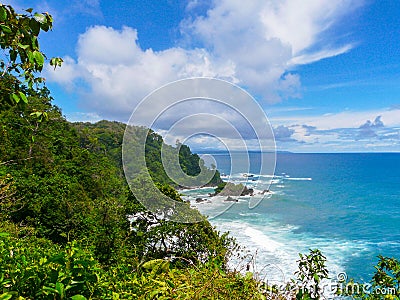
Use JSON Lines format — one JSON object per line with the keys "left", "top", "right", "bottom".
{"left": 268, "top": 111, "right": 400, "bottom": 152}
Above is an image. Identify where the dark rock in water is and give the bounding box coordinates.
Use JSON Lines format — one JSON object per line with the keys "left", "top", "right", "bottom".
{"left": 196, "top": 197, "right": 206, "bottom": 203}
{"left": 213, "top": 182, "right": 255, "bottom": 197}
{"left": 240, "top": 186, "right": 254, "bottom": 196}
{"left": 242, "top": 173, "right": 254, "bottom": 177}
{"left": 261, "top": 189, "right": 270, "bottom": 194}
{"left": 249, "top": 188, "right": 254, "bottom": 196}
{"left": 224, "top": 196, "right": 238, "bottom": 202}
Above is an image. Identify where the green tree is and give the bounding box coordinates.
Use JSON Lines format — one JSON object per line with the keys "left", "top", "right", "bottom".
{"left": 0, "top": 4, "right": 62, "bottom": 107}
{"left": 342, "top": 256, "right": 400, "bottom": 299}
{"left": 294, "top": 249, "right": 329, "bottom": 299}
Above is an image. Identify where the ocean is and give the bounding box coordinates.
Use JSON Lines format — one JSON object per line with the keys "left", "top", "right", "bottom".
{"left": 181, "top": 152, "right": 400, "bottom": 284}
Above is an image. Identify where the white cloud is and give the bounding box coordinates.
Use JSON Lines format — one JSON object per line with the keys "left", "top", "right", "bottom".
{"left": 312, "top": 110, "right": 400, "bottom": 130}
{"left": 47, "top": 56, "right": 79, "bottom": 90}
{"left": 72, "top": 0, "right": 102, "bottom": 17}
{"left": 289, "top": 44, "right": 353, "bottom": 65}
{"left": 359, "top": 116, "right": 384, "bottom": 129}
{"left": 66, "top": 112, "right": 102, "bottom": 123}
{"left": 273, "top": 125, "right": 295, "bottom": 141}
{"left": 271, "top": 108, "right": 400, "bottom": 130}
{"left": 259, "top": 0, "right": 358, "bottom": 55}
{"left": 186, "top": 0, "right": 212, "bottom": 12}
{"left": 270, "top": 108, "right": 400, "bottom": 151}
{"left": 182, "top": 0, "right": 360, "bottom": 100}
{"left": 47, "top": 0, "right": 362, "bottom": 120}
{"left": 47, "top": 26, "right": 236, "bottom": 120}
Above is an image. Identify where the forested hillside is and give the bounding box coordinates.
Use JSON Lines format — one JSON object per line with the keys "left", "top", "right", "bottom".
{"left": 0, "top": 83, "right": 227, "bottom": 247}
{"left": 0, "top": 83, "right": 250, "bottom": 298}
{"left": 72, "top": 120, "right": 223, "bottom": 188}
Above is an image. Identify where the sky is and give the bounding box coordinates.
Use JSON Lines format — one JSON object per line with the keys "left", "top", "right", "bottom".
{"left": 7, "top": 0, "right": 400, "bottom": 152}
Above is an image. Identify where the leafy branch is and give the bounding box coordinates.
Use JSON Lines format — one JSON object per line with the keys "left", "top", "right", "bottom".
{"left": 0, "top": 4, "right": 62, "bottom": 105}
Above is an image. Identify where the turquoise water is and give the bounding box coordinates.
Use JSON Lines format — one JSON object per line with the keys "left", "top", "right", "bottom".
{"left": 181, "top": 153, "right": 400, "bottom": 282}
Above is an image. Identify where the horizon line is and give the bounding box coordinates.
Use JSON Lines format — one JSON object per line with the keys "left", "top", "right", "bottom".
{"left": 193, "top": 150, "right": 400, "bottom": 154}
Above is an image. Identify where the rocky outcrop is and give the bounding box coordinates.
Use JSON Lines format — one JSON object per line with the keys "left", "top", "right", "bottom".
{"left": 211, "top": 182, "right": 254, "bottom": 197}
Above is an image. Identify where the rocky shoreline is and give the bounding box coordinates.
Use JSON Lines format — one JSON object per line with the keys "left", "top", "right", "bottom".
{"left": 188, "top": 182, "right": 271, "bottom": 204}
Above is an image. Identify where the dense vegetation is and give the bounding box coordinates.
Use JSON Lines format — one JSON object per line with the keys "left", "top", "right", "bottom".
{"left": 1, "top": 4, "right": 399, "bottom": 299}
{"left": 72, "top": 121, "right": 222, "bottom": 189}
{"left": 0, "top": 87, "right": 250, "bottom": 298}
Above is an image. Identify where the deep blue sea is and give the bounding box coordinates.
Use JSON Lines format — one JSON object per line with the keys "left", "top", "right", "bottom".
{"left": 181, "top": 152, "right": 400, "bottom": 284}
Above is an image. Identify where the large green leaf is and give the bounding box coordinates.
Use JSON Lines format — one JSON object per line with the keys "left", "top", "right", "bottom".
{"left": 70, "top": 295, "right": 87, "bottom": 300}
{"left": 142, "top": 259, "right": 165, "bottom": 270}
{"left": 55, "top": 282, "right": 65, "bottom": 297}
{"left": 18, "top": 91, "right": 28, "bottom": 104}
{"left": 29, "top": 18, "right": 40, "bottom": 36}
{"left": 33, "top": 50, "right": 44, "bottom": 67}
{"left": 0, "top": 6, "right": 7, "bottom": 22}
{"left": 0, "top": 25, "right": 11, "bottom": 34}
{"left": 18, "top": 43, "right": 30, "bottom": 50}
{"left": 11, "top": 93, "right": 20, "bottom": 104}
{"left": 33, "top": 13, "right": 46, "bottom": 24}
{"left": 0, "top": 293, "right": 13, "bottom": 300}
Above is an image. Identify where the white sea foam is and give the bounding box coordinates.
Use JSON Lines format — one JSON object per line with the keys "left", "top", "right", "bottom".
{"left": 244, "top": 226, "right": 283, "bottom": 252}
{"left": 209, "top": 218, "right": 371, "bottom": 285}
{"left": 239, "top": 212, "right": 261, "bottom": 217}
{"left": 259, "top": 174, "right": 277, "bottom": 178}
{"left": 182, "top": 171, "right": 371, "bottom": 283}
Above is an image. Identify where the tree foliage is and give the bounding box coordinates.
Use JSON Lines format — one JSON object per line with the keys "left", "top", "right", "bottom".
{"left": 341, "top": 255, "right": 400, "bottom": 299}
{"left": 294, "top": 249, "right": 329, "bottom": 299}
{"left": 0, "top": 4, "right": 62, "bottom": 107}
{"left": 0, "top": 91, "right": 253, "bottom": 297}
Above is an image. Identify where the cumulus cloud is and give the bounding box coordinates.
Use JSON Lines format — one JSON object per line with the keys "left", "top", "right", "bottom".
{"left": 272, "top": 109, "right": 400, "bottom": 131}
{"left": 258, "top": 0, "right": 358, "bottom": 55}
{"left": 47, "top": 0, "right": 362, "bottom": 121}
{"left": 357, "top": 116, "right": 385, "bottom": 139}
{"left": 182, "top": 0, "right": 360, "bottom": 99}
{"left": 47, "top": 26, "right": 236, "bottom": 120}
{"left": 359, "top": 116, "right": 384, "bottom": 129}
{"left": 48, "top": 56, "right": 79, "bottom": 90}
{"left": 67, "top": 112, "right": 102, "bottom": 123}
{"left": 268, "top": 109, "right": 400, "bottom": 151}
{"left": 273, "top": 125, "right": 296, "bottom": 142}
{"left": 302, "top": 125, "right": 317, "bottom": 136}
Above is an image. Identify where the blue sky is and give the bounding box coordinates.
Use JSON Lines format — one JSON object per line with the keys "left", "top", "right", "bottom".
{"left": 8, "top": 0, "right": 400, "bottom": 152}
